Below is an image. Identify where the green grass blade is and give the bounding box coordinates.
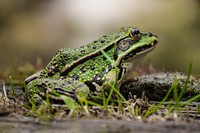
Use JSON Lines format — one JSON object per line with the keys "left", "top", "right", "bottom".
{"left": 173, "top": 76, "right": 180, "bottom": 110}
{"left": 109, "top": 83, "right": 128, "bottom": 104}
{"left": 100, "top": 49, "right": 114, "bottom": 65}
{"left": 105, "top": 84, "right": 115, "bottom": 107}
{"left": 144, "top": 78, "right": 179, "bottom": 118}
{"left": 9, "top": 76, "right": 14, "bottom": 96}
{"left": 180, "top": 94, "right": 200, "bottom": 107}
{"left": 102, "top": 86, "right": 107, "bottom": 109}
{"left": 60, "top": 95, "right": 77, "bottom": 110}
{"left": 178, "top": 63, "right": 192, "bottom": 101}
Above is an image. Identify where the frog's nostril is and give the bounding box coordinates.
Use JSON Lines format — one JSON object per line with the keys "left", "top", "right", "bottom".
{"left": 148, "top": 32, "right": 153, "bottom": 36}
{"left": 153, "top": 40, "right": 158, "bottom": 45}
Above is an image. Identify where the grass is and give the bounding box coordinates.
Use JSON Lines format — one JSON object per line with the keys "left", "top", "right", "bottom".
{"left": 143, "top": 63, "right": 200, "bottom": 119}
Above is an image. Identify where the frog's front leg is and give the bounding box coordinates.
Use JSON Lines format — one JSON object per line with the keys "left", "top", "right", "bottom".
{"left": 103, "top": 65, "right": 127, "bottom": 90}
{"left": 103, "top": 68, "right": 119, "bottom": 90}
{"left": 25, "top": 78, "right": 90, "bottom": 105}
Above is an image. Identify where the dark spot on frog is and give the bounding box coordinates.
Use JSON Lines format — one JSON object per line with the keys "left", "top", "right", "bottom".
{"left": 81, "top": 50, "right": 85, "bottom": 53}
{"left": 80, "top": 45, "right": 84, "bottom": 48}
{"left": 56, "top": 49, "right": 63, "bottom": 54}
{"left": 48, "top": 70, "right": 55, "bottom": 76}
{"left": 93, "top": 40, "right": 98, "bottom": 43}
{"left": 44, "top": 80, "right": 49, "bottom": 84}
{"left": 93, "top": 45, "right": 96, "bottom": 49}
{"left": 73, "top": 74, "right": 79, "bottom": 80}
{"left": 90, "top": 66, "right": 95, "bottom": 70}
{"left": 77, "top": 83, "right": 86, "bottom": 89}
{"left": 68, "top": 79, "right": 75, "bottom": 84}
{"left": 51, "top": 60, "right": 57, "bottom": 65}
{"left": 74, "top": 56, "right": 78, "bottom": 60}
{"left": 80, "top": 67, "right": 86, "bottom": 73}
{"left": 61, "top": 83, "right": 66, "bottom": 87}
{"left": 59, "top": 54, "right": 64, "bottom": 58}
{"left": 63, "top": 55, "right": 68, "bottom": 60}
{"left": 102, "top": 68, "right": 107, "bottom": 74}
{"left": 103, "top": 56, "right": 107, "bottom": 60}
{"left": 101, "top": 40, "right": 105, "bottom": 43}
{"left": 103, "top": 35, "right": 107, "bottom": 38}
{"left": 92, "top": 57, "right": 96, "bottom": 60}
{"left": 93, "top": 74, "right": 102, "bottom": 86}
{"left": 84, "top": 81, "right": 96, "bottom": 92}
{"left": 108, "top": 64, "right": 112, "bottom": 71}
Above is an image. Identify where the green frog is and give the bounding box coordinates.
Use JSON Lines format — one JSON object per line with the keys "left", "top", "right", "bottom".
{"left": 25, "top": 27, "right": 158, "bottom": 105}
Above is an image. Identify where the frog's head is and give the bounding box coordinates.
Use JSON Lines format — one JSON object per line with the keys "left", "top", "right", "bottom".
{"left": 114, "top": 27, "right": 158, "bottom": 67}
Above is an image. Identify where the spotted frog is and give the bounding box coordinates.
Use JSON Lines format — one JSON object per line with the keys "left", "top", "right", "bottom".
{"left": 25, "top": 27, "right": 158, "bottom": 105}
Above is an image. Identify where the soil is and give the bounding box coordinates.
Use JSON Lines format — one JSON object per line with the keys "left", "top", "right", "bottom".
{"left": 0, "top": 118, "right": 200, "bottom": 133}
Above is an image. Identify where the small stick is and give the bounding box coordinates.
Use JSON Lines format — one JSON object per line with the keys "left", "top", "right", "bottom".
{"left": 0, "top": 79, "right": 8, "bottom": 101}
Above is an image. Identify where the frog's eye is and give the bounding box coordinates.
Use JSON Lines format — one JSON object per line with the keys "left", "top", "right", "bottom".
{"left": 118, "top": 40, "right": 130, "bottom": 51}
{"left": 130, "top": 28, "right": 140, "bottom": 37}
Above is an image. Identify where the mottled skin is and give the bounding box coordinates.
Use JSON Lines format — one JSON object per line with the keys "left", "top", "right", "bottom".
{"left": 25, "top": 27, "right": 158, "bottom": 104}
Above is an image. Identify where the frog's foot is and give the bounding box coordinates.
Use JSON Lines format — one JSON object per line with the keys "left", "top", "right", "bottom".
{"left": 25, "top": 78, "right": 90, "bottom": 105}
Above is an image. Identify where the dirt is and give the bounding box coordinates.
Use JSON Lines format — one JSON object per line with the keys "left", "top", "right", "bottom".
{"left": 0, "top": 118, "right": 200, "bottom": 133}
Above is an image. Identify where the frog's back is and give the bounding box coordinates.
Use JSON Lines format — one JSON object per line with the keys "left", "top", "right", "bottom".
{"left": 39, "top": 32, "right": 121, "bottom": 79}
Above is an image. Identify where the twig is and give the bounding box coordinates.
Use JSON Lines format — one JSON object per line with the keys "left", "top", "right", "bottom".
{"left": 0, "top": 79, "right": 8, "bottom": 101}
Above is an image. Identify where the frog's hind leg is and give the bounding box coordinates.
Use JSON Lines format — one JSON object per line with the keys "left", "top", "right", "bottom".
{"left": 25, "top": 78, "right": 90, "bottom": 105}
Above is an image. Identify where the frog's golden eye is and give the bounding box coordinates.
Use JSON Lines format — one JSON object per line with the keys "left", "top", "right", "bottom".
{"left": 118, "top": 40, "right": 130, "bottom": 51}
{"left": 130, "top": 28, "right": 140, "bottom": 37}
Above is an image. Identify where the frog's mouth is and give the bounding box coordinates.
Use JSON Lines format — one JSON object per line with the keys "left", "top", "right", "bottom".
{"left": 123, "top": 40, "right": 157, "bottom": 61}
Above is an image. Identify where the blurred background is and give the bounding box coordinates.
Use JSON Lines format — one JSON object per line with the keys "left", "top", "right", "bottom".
{"left": 0, "top": 0, "right": 200, "bottom": 78}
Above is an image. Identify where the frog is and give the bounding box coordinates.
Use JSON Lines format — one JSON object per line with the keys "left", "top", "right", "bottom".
{"left": 24, "top": 27, "right": 158, "bottom": 105}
